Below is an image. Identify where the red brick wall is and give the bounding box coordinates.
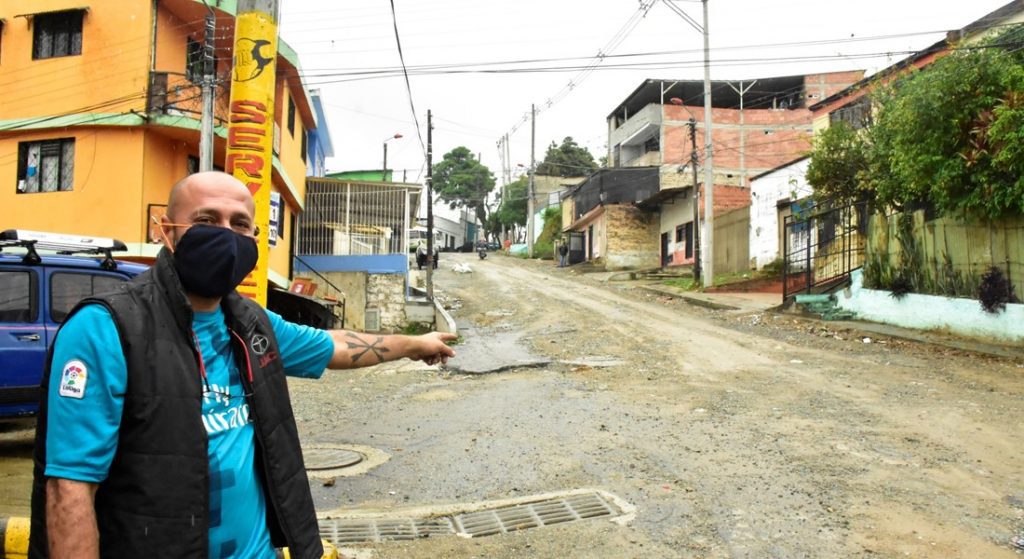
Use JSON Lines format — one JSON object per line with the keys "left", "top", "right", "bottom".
{"left": 662, "top": 108, "right": 813, "bottom": 175}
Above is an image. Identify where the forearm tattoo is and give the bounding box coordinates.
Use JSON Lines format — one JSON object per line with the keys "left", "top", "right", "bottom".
{"left": 346, "top": 332, "right": 391, "bottom": 363}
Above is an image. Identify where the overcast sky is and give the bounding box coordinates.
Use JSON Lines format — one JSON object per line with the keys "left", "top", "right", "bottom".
{"left": 278, "top": 0, "right": 1013, "bottom": 186}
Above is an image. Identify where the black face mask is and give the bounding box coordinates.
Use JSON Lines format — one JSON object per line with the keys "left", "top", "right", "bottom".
{"left": 172, "top": 224, "right": 258, "bottom": 298}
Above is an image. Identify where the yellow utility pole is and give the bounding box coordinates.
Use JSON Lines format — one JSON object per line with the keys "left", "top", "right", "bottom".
{"left": 225, "top": 0, "right": 280, "bottom": 306}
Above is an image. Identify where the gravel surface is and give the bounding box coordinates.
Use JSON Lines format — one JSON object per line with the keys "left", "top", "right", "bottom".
{"left": 2, "top": 252, "right": 1021, "bottom": 559}
{"left": 292, "top": 253, "right": 1024, "bottom": 558}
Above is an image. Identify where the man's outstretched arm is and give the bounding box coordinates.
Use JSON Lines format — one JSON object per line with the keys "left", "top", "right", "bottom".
{"left": 326, "top": 331, "right": 456, "bottom": 369}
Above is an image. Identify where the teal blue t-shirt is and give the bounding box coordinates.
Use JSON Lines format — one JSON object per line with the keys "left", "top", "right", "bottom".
{"left": 45, "top": 304, "right": 334, "bottom": 559}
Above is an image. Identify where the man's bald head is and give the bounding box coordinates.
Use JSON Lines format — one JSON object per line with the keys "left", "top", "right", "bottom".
{"left": 167, "top": 171, "right": 255, "bottom": 222}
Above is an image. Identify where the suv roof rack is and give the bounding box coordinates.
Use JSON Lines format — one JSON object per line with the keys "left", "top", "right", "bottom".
{"left": 0, "top": 229, "right": 128, "bottom": 270}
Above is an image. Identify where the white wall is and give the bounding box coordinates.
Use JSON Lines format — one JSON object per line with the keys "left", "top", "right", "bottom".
{"left": 837, "top": 270, "right": 1024, "bottom": 343}
{"left": 660, "top": 194, "right": 695, "bottom": 265}
{"left": 749, "top": 158, "right": 813, "bottom": 269}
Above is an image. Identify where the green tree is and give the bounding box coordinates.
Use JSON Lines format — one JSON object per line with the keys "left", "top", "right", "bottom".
{"left": 866, "top": 28, "right": 1024, "bottom": 219}
{"left": 432, "top": 146, "right": 496, "bottom": 226}
{"left": 536, "top": 136, "right": 598, "bottom": 177}
{"left": 495, "top": 176, "right": 528, "bottom": 229}
{"left": 806, "top": 121, "right": 872, "bottom": 205}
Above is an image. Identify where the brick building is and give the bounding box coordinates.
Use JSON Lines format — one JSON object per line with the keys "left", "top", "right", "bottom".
{"left": 602, "top": 72, "right": 864, "bottom": 271}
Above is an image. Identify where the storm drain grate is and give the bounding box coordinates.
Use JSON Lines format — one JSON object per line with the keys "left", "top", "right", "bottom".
{"left": 453, "top": 492, "right": 619, "bottom": 537}
{"left": 319, "top": 492, "right": 624, "bottom": 545}
{"left": 319, "top": 518, "right": 455, "bottom": 544}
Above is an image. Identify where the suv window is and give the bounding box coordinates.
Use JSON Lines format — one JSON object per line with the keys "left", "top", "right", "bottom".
{"left": 0, "top": 270, "right": 37, "bottom": 323}
{"left": 50, "top": 272, "right": 124, "bottom": 323}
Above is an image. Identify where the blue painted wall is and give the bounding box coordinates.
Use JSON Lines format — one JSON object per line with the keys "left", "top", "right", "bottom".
{"left": 295, "top": 254, "right": 409, "bottom": 274}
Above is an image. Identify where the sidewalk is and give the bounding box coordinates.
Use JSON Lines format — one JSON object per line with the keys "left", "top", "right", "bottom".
{"left": 640, "top": 283, "right": 1024, "bottom": 360}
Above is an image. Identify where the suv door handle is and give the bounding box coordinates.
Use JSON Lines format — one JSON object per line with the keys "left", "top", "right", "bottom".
{"left": 16, "top": 334, "right": 41, "bottom": 342}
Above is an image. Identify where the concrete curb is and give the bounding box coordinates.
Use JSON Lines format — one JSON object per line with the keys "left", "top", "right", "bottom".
{"left": 1, "top": 516, "right": 29, "bottom": 559}
{"left": 434, "top": 297, "right": 458, "bottom": 336}
{"left": 639, "top": 285, "right": 741, "bottom": 311}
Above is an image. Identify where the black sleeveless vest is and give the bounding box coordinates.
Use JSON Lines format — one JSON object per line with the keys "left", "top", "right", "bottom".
{"left": 30, "top": 250, "right": 323, "bottom": 559}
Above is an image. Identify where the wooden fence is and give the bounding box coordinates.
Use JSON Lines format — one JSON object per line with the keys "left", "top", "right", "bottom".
{"left": 867, "top": 210, "right": 1024, "bottom": 298}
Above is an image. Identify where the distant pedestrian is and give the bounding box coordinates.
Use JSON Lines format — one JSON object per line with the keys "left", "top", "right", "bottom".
{"left": 558, "top": 238, "right": 569, "bottom": 268}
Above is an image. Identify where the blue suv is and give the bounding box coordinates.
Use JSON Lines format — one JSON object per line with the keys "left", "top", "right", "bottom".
{"left": 0, "top": 230, "right": 148, "bottom": 418}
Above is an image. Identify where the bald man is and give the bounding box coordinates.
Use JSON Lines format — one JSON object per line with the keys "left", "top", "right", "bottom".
{"left": 30, "top": 172, "right": 456, "bottom": 559}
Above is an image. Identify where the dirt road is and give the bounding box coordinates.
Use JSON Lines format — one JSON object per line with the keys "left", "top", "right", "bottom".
{"left": 2, "top": 252, "right": 1021, "bottom": 558}
{"left": 293, "top": 252, "right": 1024, "bottom": 558}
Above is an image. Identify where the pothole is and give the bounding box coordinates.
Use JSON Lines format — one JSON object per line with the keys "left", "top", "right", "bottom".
{"left": 302, "top": 444, "right": 389, "bottom": 479}
{"left": 318, "top": 489, "right": 633, "bottom": 545}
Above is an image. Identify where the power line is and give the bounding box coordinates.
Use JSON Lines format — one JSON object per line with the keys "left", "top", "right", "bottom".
{"left": 387, "top": 0, "right": 427, "bottom": 163}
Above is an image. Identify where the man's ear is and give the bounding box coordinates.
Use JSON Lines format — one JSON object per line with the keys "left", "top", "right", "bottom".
{"left": 156, "top": 215, "right": 176, "bottom": 250}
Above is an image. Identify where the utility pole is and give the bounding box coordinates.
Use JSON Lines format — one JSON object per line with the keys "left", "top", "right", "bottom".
{"left": 198, "top": 9, "right": 216, "bottom": 171}
{"left": 527, "top": 104, "right": 536, "bottom": 257}
{"left": 700, "top": 0, "right": 714, "bottom": 287}
{"left": 426, "top": 110, "right": 435, "bottom": 300}
{"left": 498, "top": 135, "right": 507, "bottom": 243}
{"left": 688, "top": 118, "right": 701, "bottom": 281}
{"left": 225, "top": 0, "right": 279, "bottom": 306}
{"left": 660, "top": 0, "right": 714, "bottom": 286}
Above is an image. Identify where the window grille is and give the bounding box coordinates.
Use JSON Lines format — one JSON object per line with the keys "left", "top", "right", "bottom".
{"left": 299, "top": 179, "right": 418, "bottom": 257}
{"left": 33, "top": 10, "right": 83, "bottom": 60}
{"left": 17, "top": 138, "right": 74, "bottom": 193}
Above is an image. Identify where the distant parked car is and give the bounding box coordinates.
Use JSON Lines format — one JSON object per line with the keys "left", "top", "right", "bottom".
{"left": 456, "top": 241, "right": 474, "bottom": 253}
{"left": 487, "top": 241, "right": 500, "bottom": 251}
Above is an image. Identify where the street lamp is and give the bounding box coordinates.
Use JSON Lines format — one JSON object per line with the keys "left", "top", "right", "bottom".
{"left": 382, "top": 133, "right": 403, "bottom": 181}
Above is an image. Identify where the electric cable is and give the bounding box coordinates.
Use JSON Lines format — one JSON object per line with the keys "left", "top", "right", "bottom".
{"left": 387, "top": 0, "right": 427, "bottom": 161}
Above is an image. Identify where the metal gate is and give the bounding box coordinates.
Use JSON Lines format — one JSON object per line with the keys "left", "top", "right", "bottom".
{"left": 783, "top": 202, "right": 868, "bottom": 299}
{"left": 567, "top": 231, "right": 586, "bottom": 265}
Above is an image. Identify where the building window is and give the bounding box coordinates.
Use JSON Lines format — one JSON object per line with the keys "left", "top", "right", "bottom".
{"left": 287, "top": 97, "right": 296, "bottom": 137}
{"left": 33, "top": 10, "right": 84, "bottom": 60}
{"left": 186, "top": 36, "right": 202, "bottom": 83}
{"left": 675, "top": 224, "right": 685, "bottom": 243}
{"left": 830, "top": 96, "right": 872, "bottom": 130}
{"left": 300, "top": 128, "right": 307, "bottom": 164}
{"left": 643, "top": 136, "right": 660, "bottom": 154}
{"left": 17, "top": 138, "right": 74, "bottom": 193}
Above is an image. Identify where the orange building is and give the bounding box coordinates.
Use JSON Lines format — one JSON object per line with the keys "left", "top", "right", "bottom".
{"left": 0, "top": 0, "right": 318, "bottom": 290}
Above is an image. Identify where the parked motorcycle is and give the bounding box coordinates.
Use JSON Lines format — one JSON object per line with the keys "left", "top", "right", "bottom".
{"left": 416, "top": 245, "right": 439, "bottom": 269}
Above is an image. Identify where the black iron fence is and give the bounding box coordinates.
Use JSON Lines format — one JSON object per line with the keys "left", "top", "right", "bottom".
{"left": 783, "top": 202, "right": 868, "bottom": 299}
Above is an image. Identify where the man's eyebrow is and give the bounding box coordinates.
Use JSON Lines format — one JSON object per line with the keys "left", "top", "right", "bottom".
{"left": 189, "top": 208, "right": 220, "bottom": 219}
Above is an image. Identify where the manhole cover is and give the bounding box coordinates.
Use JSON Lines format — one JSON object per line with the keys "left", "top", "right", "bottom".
{"left": 303, "top": 447, "right": 364, "bottom": 471}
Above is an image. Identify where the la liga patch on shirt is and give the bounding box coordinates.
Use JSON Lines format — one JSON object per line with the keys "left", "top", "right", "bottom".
{"left": 59, "top": 360, "right": 88, "bottom": 399}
